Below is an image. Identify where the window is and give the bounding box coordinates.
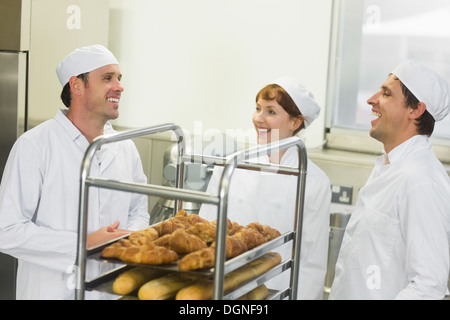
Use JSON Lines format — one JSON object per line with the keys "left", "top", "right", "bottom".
{"left": 326, "top": 0, "right": 450, "bottom": 157}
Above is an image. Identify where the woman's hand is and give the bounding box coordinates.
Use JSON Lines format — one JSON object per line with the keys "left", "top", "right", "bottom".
{"left": 86, "top": 221, "right": 130, "bottom": 249}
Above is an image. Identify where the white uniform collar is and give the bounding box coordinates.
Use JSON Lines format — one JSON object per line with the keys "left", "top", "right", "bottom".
{"left": 376, "top": 135, "right": 429, "bottom": 166}
{"left": 56, "top": 108, "right": 115, "bottom": 140}
{"left": 55, "top": 108, "right": 83, "bottom": 142}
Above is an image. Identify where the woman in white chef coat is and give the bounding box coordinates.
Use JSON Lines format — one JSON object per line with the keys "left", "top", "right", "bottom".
{"left": 0, "top": 45, "right": 149, "bottom": 299}
{"left": 199, "top": 77, "right": 331, "bottom": 300}
{"left": 330, "top": 60, "right": 450, "bottom": 300}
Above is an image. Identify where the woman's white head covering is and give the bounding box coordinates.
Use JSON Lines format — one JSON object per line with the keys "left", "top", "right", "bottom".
{"left": 273, "top": 77, "right": 321, "bottom": 127}
{"left": 391, "top": 60, "right": 450, "bottom": 122}
{"left": 56, "top": 44, "right": 119, "bottom": 86}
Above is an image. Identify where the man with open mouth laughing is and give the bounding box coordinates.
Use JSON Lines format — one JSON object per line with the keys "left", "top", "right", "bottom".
{"left": 330, "top": 60, "right": 450, "bottom": 300}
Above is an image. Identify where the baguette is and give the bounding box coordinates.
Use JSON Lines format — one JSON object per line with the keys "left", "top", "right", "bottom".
{"left": 237, "top": 284, "right": 269, "bottom": 300}
{"left": 138, "top": 273, "right": 202, "bottom": 300}
{"left": 112, "top": 267, "right": 166, "bottom": 295}
{"left": 176, "top": 252, "right": 281, "bottom": 300}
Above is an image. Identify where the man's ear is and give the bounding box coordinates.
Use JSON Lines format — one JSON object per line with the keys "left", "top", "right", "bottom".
{"left": 69, "top": 76, "right": 82, "bottom": 95}
{"left": 409, "top": 102, "right": 426, "bottom": 119}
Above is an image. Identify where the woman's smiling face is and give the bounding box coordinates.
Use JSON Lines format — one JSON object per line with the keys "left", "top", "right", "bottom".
{"left": 253, "top": 97, "right": 298, "bottom": 145}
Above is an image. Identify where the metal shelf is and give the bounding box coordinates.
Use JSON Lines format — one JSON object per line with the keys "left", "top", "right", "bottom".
{"left": 75, "top": 123, "right": 307, "bottom": 300}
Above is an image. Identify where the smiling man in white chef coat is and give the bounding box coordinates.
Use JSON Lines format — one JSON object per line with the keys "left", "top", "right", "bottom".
{"left": 329, "top": 60, "right": 450, "bottom": 300}
{"left": 0, "top": 45, "right": 149, "bottom": 299}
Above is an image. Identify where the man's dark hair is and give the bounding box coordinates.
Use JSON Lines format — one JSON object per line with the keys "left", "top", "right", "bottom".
{"left": 60, "top": 72, "right": 89, "bottom": 108}
{"left": 399, "top": 81, "right": 435, "bottom": 137}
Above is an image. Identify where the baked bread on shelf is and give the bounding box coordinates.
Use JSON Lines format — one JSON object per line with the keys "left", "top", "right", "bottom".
{"left": 112, "top": 267, "right": 166, "bottom": 295}
{"left": 138, "top": 272, "right": 203, "bottom": 300}
{"left": 237, "top": 284, "right": 269, "bottom": 300}
{"left": 153, "top": 228, "right": 207, "bottom": 254}
{"left": 128, "top": 227, "right": 159, "bottom": 245}
{"left": 101, "top": 240, "right": 179, "bottom": 265}
{"left": 176, "top": 252, "right": 281, "bottom": 300}
{"left": 101, "top": 210, "right": 281, "bottom": 270}
{"left": 100, "top": 210, "right": 283, "bottom": 300}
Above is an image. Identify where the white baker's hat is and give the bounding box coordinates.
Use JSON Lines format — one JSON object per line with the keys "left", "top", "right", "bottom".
{"left": 391, "top": 60, "right": 450, "bottom": 122}
{"left": 56, "top": 44, "right": 119, "bottom": 87}
{"left": 273, "top": 77, "right": 321, "bottom": 127}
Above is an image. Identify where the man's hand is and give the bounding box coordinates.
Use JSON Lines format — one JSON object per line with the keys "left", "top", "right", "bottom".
{"left": 87, "top": 221, "right": 130, "bottom": 249}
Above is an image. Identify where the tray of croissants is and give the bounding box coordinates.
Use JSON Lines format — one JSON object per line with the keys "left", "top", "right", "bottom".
{"left": 87, "top": 209, "right": 285, "bottom": 300}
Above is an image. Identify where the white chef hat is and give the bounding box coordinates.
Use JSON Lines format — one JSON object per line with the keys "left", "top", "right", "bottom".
{"left": 56, "top": 44, "right": 119, "bottom": 87}
{"left": 273, "top": 77, "right": 321, "bottom": 127}
{"left": 391, "top": 60, "right": 450, "bottom": 122}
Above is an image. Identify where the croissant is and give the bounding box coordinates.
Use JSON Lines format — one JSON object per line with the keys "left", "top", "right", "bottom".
{"left": 101, "top": 241, "right": 179, "bottom": 265}
{"left": 231, "top": 227, "right": 267, "bottom": 250}
{"left": 211, "top": 236, "right": 248, "bottom": 258}
{"left": 178, "top": 247, "right": 215, "bottom": 271}
{"left": 211, "top": 219, "right": 243, "bottom": 235}
{"left": 185, "top": 212, "right": 208, "bottom": 225}
{"left": 171, "top": 210, "right": 208, "bottom": 227}
{"left": 121, "top": 245, "right": 152, "bottom": 263}
{"left": 153, "top": 229, "right": 207, "bottom": 254}
{"left": 179, "top": 235, "right": 248, "bottom": 271}
{"left": 153, "top": 210, "right": 208, "bottom": 236}
{"left": 185, "top": 221, "right": 217, "bottom": 243}
{"left": 174, "top": 209, "right": 187, "bottom": 217}
{"left": 128, "top": 227, "right": 159, "bottom": 245}
{"left": 100, "top": 238, "right": 134, "bottom": 259}
{"left": 139, "top": 246, "right": 179, "bottom": 265}
{"left": 246, "top": 222, "right": 281, "bottom": 241}
{"left": 228, "top": 221, "right": 243, "bottom": 235}
{"left": 101, "top": 242, "right": 128, "bottom": 260}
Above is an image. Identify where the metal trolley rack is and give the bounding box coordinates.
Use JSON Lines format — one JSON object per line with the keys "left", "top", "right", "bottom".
{"left": 75, "top": 123, "right": 307, "bottom": 300}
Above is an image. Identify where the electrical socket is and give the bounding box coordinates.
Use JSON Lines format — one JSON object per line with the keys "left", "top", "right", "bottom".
{"left": 331, "top": 184, "right": 353, "bottom": 204}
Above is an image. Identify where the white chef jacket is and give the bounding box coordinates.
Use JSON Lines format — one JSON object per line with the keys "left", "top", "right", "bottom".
{"left": 330, "top": 135, "right": 450, "bottom": 300}
{"left": 0, "top": 109, "right": 149, "bottom": 300}
{"left": 199, "top": 146, "right": 331, "bottom": 300}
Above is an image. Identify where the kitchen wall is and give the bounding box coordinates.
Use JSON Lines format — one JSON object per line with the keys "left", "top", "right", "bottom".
{"left": 106, "top": 0, "right": 336, "bottom": 212}
{"left": 108, "top": 0, "right": 332, "bottom": 149}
